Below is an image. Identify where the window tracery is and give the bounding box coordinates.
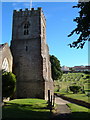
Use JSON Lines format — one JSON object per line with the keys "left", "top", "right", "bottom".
{"left": 2, "top": 58, "right": 9, "bottom": 72}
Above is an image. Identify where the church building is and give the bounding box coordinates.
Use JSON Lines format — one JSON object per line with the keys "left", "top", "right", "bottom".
{"left": 10, "top": 7, "right": 54, "bottom": 100}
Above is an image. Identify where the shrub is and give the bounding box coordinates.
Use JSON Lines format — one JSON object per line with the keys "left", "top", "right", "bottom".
{"left": 69, "top": 85, "right": 81, "bottom": 94}
{"left": 2, "top": 72, "right": 16, "bottom": 98}
{"left": 54, "top": 85, "right": 60, "bottom": 92}
{"left": 86, "top": 92, "right": 90, "bottom": 97}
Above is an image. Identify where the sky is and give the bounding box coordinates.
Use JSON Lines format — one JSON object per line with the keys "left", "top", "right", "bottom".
{"left": 1, "top": 1, "right": 88, "bottom": 67}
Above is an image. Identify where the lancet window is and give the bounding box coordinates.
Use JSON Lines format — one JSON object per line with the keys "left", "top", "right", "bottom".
{"left": 24, "top": 21, "right": 30, "bottom": 35}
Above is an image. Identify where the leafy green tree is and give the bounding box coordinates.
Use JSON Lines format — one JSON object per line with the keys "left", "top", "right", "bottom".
{"left": 68, "top": 2, "right": 90, "bottom": 48}
{"left": 2, "top": 72, "right": 16, "bottom": 98}
{"left": 50, "top": 55, "right": 63, "bottom": 80}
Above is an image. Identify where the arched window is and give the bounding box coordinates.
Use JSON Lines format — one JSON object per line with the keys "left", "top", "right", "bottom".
{"left": 24, "top": 21, "right": 30, "bottom": 35}
{"left": 2, "top": 58, "right": 9, "bottom": 72}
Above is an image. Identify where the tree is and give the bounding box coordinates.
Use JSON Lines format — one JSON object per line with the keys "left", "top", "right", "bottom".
{"left": 68, "top": 1, "right": 90, "bottom": 48}
{"left": 50, "top": 55, "right": 63, "bottom": 80}
{"left": 2, "top": 72, "right": 16, "bottom": 98}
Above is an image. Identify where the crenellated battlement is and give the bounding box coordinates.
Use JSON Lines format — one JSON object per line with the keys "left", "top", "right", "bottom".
{"left": 13, "top": 7, "right": 45, "bottom": 20}
{"left": 14, "top": 7, "right": 42, "bottom": 12}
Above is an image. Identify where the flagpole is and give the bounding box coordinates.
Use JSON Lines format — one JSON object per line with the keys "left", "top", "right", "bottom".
{"left": 30, "top": 0, "right": 32, "bottom": 10}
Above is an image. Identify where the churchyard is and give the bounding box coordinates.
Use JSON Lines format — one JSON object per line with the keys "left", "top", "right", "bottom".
{"left": 54, "top": 72, "right": 90, "bottom": 119}
{"left": 2, "top": 72, "right": 90, "bottom": 120}
{"left": 54, "top": 72, "right": 90, "bottom": 103}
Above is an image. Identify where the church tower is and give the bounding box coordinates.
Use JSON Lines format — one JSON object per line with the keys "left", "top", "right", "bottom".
{"left": 10, "top": 8, "right": 54, "bottom": 99}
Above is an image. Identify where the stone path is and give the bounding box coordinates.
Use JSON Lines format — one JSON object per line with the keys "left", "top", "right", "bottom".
{"left": 52, "top": 96, "right": 71, "bottom": 120}
{"left": 55, "top": 96, "right": 70, "bottom": 105}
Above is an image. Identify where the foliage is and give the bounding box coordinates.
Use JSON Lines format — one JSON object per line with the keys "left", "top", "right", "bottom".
{"left": 2, "top": 98, "right": 51, "bottom": 119}
{"left": 50, "top": 55, "right": 63, "bottom": 80}
{"left": 68, "top": 2, "right": 90, "bottom": 48}
{"left": 55, "top": 72, "right": 90, "bottom": 94}
{"left": 2, "top": 72, "right": 16, "bottom": 98}
{"left": 69, "top": 85, "right": 81, "bottom": 94}
{"left": 54, "top": 85, "right": 60, "bottom": 92}
{"left": 69, "top": 67, "right": 75, "bottom": 71}
{"left": 60, "top": 73, "right": 84, "bottom": 82}
{"left": 55, "top": 72, "right": 90, "bottom": 103}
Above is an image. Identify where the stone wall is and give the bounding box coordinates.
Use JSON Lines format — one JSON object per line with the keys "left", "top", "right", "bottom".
{"left": 11, "top": 38, "right": 44, "bottom": 98}
{"left": 11, "top": 8, "right": 54, "bottom": 99}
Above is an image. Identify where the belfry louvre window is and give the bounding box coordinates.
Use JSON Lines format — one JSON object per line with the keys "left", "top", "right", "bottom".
{"left": 24, "top": 21, "right": 30, "bottom": 35}
{"left": 24, "top": 30, "right": 29, "bottom": 35}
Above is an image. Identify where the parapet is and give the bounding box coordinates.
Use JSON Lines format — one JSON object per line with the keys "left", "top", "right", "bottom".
{"left": 31, "top": 8, "right": 34, "bottom": 11}
{"left": 13, "top": 7, "right": 42, "bottom": 13}
{"left": 38, "top": 7, "right": 42, "bottom": 10}
{"left": 13, "top": 7, "right": 46, "bottom": 20}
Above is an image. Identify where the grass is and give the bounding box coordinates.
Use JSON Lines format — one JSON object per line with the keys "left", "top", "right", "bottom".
{"left": 54, "top": 72, "right": 90, "bottom": 103}
{"left": 2, "top": 98, "right": 51, "bottom": 120}
{"left": 65, "top": 93, "right": 90, "bottom": 103}
{"left": 56, "top": 92, "right": 90, "bottom": 103}
{"left": 67, "top": 103, "right": 90, "bottom": 120}
{"left": 54, "top": 72, "right": 90, "bottom": 119}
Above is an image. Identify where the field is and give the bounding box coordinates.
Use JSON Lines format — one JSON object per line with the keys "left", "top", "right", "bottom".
{"left": 2, "top": 98, "right": 51, "bottom": 120}
{"left": 54, "top": 72, "right": 90, "bottom": 103}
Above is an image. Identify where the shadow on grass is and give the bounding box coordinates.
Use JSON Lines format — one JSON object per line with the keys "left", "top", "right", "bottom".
{"left": 70, "top": 112, "right": 90, "bottom": 120}
{"left": 4, "top": 102, "right": 49, "bottom": 109}
{"left": 2, "top": 103, "right": 52, "bottom": 120}
{"left": 52, "top": 112, "right": 90, "bottom": 120}
{"left": 2, "top": 103, "right": 90, "bottom": 120}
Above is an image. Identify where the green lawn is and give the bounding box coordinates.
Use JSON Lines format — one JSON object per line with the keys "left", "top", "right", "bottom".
{"left": 65, "top": 93, "right": 90, "bottom": 103}
{"left": 2, "top": 98, "right": 51, "bottom": 120}
{"left": 55, "top": 92, "right": 90, "bottom": 103}
{"left": 68, "top": 103, "right": 90, "bottom": 120}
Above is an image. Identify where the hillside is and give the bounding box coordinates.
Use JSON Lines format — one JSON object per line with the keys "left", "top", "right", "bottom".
{"left": 54, "top": 72, "right": 90, "bottom": 95}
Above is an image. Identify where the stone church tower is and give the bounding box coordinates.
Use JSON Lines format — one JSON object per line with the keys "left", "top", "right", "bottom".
{"left": 10, "top": 8, "right": 54, "bottom": 100}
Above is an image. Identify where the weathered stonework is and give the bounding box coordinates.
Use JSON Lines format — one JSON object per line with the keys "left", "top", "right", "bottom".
{"left": 10, "top": 8, "right": 54, "bottom": 100}
{"left": 0, "top": 43, "right": 13, "bottom": 72}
